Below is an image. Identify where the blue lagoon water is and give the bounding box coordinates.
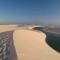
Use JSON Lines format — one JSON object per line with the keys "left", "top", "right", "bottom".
{"left": 33, "top": 27, "right": 60, "bottom": 53}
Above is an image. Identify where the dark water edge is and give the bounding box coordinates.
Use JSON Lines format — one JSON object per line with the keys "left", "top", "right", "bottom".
{"left": 33, "top": 27, "right": 60, "bottom": 53}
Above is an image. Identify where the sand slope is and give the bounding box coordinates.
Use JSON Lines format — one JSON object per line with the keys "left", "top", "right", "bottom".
{"left": 13, "top": 29, "right": 60, "bottom": 60}
{"left": 0, "top": 25, "right": 60, "bottom": 60}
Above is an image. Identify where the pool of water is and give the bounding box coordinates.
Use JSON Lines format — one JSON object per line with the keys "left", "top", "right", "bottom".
{"left": 33, "top": 27, "right": 60, "bottom": 53}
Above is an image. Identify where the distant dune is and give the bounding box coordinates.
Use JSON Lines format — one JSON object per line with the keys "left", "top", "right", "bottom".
{"left": 0, "top": 25, "right": 60, "bottom": 60}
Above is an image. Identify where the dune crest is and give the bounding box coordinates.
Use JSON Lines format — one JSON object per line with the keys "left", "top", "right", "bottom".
{"left": 0, "top": 25, "right": 60, "bottom": 60}
{"left": 13, "top": 29, "right": 60, "bottom": 60}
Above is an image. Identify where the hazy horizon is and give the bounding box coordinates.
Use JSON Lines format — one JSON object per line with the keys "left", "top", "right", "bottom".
{"left": 0, "top": 0, "right": 60, "bottom": 26}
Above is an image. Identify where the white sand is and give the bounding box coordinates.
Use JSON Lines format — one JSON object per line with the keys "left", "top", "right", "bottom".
{"left": 13, "top": 30, "right": 60, "bottom": 60}
{"left": 0, "top": 25, "right": 60, "bottom": 60}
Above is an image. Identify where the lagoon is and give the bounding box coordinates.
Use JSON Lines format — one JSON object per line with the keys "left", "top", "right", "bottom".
{"left": 33, "top": 27, "right": 60, "bottom": 53}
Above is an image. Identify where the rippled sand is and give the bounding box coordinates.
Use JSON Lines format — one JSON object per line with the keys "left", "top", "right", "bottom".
{"left": 0, "top": 25, "right": 60, "bottom": 60}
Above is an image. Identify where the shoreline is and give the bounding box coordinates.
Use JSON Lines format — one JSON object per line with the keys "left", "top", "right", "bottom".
{"left": 33, "top": 27, "right": 60, "bottom": 53}
{"left": 0, "top": 25, "right": 60, "bottom": 60}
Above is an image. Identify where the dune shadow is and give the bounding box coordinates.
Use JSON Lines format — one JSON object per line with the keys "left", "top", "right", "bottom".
{"left": 0, "top": 31, "right": 18, "bottom": 60}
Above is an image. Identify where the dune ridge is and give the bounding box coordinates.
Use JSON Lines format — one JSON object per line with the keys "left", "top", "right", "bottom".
{"left": 13, "top": 29, "right": 60, "bottom": 60}
{"left": 0, "top": 25, "right": 60, "bottom": 60}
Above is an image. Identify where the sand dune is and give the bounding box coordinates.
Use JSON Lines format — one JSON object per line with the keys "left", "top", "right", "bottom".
{"left": 0, "top": 25, "right": 60, "bottom": 60}
{"left": 13, "top": 29, "right": 60, "bottom": 60}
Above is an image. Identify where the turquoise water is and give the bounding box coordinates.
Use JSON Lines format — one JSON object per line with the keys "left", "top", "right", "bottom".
{"left": 33, "top": 27, "right": 60, "bottom": 53}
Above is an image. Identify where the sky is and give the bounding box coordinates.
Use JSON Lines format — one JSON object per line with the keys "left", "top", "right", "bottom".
{"left": 0, "top": 0, "right": 60, "bottom": 25}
